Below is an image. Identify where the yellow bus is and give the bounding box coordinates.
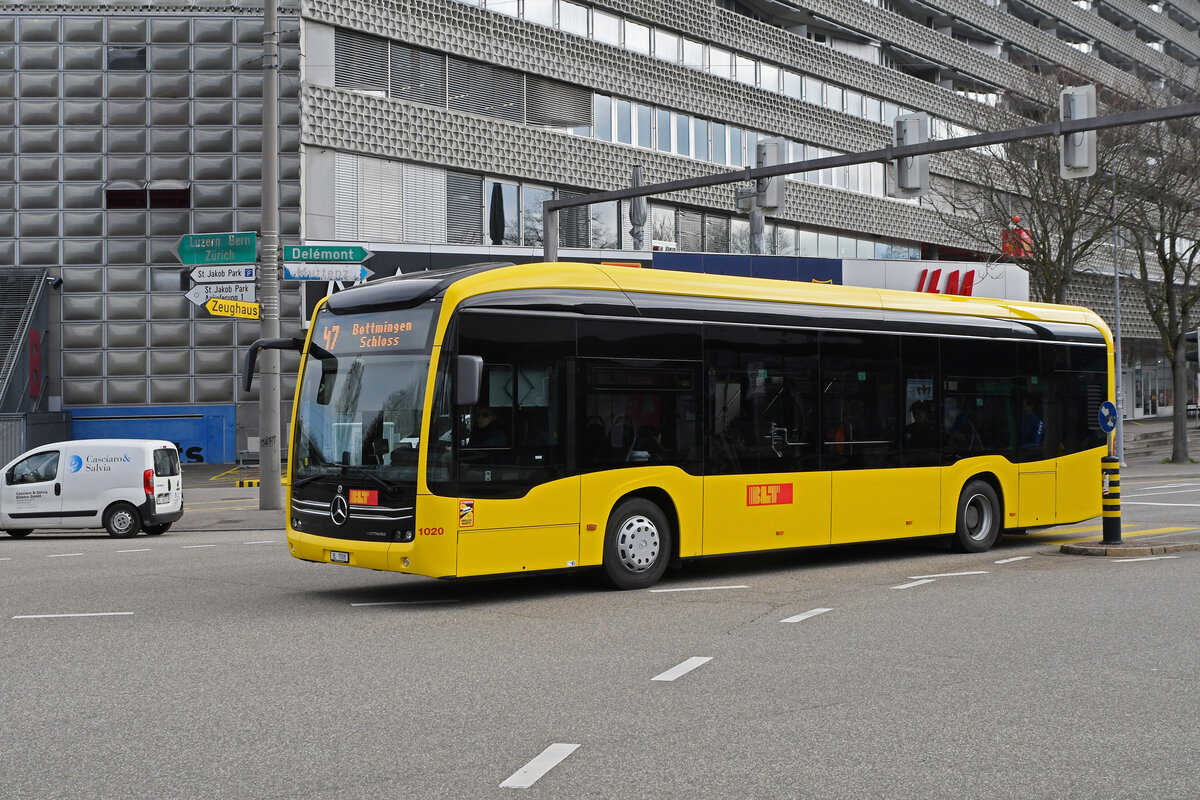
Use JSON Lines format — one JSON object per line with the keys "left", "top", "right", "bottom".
{"left": 245, "top": 261, "right": 1112, "bottom": 589}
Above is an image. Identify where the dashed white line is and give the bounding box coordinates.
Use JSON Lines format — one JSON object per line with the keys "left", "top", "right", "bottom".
{"left": 1111, "top": 555, "right": 1182, "bottom": 563}
{"left": 892, "top": 579, "right": 936, "bottom": 590}
{"left": 181, "top": 544, "right": 218, "bottom": 549}
{"left": 245, "top": 540, "right": 276, "bottom": 545}
{"left": 648, "top": 585, "right": 749, "bottom": 593}
{"left": 909, "top": 571, "right": 989, "bottom": 579}
{"left": 652, "top": 656, "right": 713, "bottom": 682}
{"left": 781, "top": 607, "right": 833, "bottom": 624}
{"left": 118, "top": 548, "right": 152, "bottom": 553}
{"left": 993, "top": 556, "right": 1032, "bottom": 564}
{"left": 48, "top": 553, "right": 84, "bottom": 558}
{"left": 12, "top": 618, "right": 133, "bottom": 623}
{"left": 499, "top": 743, "right": 580, "bottom": 788}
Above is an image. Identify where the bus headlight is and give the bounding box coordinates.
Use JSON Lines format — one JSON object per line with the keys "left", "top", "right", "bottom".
{"left": 398, "top": 529, "right": 415, "bottom": 542}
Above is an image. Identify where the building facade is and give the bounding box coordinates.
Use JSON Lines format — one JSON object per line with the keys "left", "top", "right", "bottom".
{"left": 3, "top": 0, "right": 1197, "bottom": 461}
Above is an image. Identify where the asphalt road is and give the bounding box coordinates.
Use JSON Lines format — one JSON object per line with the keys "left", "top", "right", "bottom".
{"left": 3, "top": 470, "right": 1200, "bottom": 799}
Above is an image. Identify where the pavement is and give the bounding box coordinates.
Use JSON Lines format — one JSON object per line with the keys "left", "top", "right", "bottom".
{"left": 177, "top": 415, "right": 1200, "bottom": 550}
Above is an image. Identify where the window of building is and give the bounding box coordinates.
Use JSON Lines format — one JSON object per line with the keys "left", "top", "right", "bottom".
{"left": 593, "top": 10, "right": 620, "bottom": 45}
{"left": 593, "top": 93, "right": 612, "bottom": 141}
{"left": 712, "top": 123, "right": 727, "bottom": 165}
{"left": 616, "top": 99, "right": 632, "bottom": 144}
{"left": 636, "top": 104, "right": 652, "bottom": 148}
{"left": 682, "top": 39, "right": 705, "bottom": 70}
{"left": 559, "top": 1, "right": 589, "bottom": 36}
{"left": 624, "top": 20, "right": 650, "bottom": 54}
{"left": 591, "top": 201, "right": 619, "bottom": 249}
{"left": 485, "top": 179, "right": 520, "bottom": 245}
{"left": 734, "top": 55, "right": 756, "bottom": 85}
{"left": 524, "top": 0, "right": 554, "bottom": 27}
{"left": 489, "top": 0, "right": 520, "bottom": 18}
{"left": 675, "top": 113, "right": 691, "bottom": 158}
{"left": 656, "top": 108, "right": 671, "bottom": 152}
{"left": 654, "top": 29, "right": 679, "bottom": 62}
{"left": 709, "top": 46, "right": 733, "bottom": 78}
{"left": 523, "top": 185, "right": 554, "bottom": 246}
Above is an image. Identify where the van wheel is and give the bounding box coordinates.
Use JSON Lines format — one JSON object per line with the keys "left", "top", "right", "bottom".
{"left": 143, "top": 523, "right": 171, "bottom": 536}
{"left": 602, "top": 498, "right": 671, "bottom": 590}
{"left": 104, "top": 503, "right": 142, "bottom": 538}
{"left": 4, "top": 529, "right": 32, "bottom": 538}
{"left": 952, "top": 479, "right": 1000, "bottom": 553}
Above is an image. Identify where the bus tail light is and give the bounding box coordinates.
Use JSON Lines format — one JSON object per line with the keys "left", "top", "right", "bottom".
{"left": 143, "top": 468, "right": 155, "bottom": 496}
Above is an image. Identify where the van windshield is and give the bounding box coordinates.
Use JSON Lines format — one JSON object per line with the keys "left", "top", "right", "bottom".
{"left": 154, "top": 448, "right": 180, "bottom": 476}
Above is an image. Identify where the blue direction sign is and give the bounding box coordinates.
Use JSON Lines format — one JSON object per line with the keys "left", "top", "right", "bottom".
{"left": 175, "top": 232, "right": 257, "bottom": 266}
{"left": 283, "top": 244, "right": 371, "bottom": 264}
{"left": 1098, "top": 400, "right": 1118, "bottom": 434}
{"left": 283, "top": 264, "right": 372, "bottom": 282}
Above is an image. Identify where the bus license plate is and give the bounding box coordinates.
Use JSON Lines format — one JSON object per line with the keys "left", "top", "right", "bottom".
{"left": 330, "top": 550, "right": 350, "bottom": 564}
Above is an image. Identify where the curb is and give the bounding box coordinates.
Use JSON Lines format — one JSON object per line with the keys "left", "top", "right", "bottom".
{"left": 1060, "top": 541, "right": 1200, "bottom": 556}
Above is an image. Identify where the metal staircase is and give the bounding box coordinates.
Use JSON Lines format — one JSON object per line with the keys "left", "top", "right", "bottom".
{"left": 0, "top": 267, "right": 49, "bottom": 411}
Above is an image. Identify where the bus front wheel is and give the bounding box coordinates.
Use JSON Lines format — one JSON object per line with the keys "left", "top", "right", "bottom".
{"left": 603, "top": 498, "right": 671, "bottom": 590}
{"left": 952, "top": 479, "right": 1000, "bottom": 553}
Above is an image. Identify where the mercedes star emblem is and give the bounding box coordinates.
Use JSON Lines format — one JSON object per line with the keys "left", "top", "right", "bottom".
{"left": 330, "top": 494, "right": 349, "bottom": 526}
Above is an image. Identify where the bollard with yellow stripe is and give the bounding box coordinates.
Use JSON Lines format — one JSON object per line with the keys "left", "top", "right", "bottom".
{"left": 1101, "top": 455, "right": 1122, "bottom": 544}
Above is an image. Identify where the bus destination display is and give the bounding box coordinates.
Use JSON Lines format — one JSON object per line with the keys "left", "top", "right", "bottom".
{"left": 313, "top": 309, "right": 432, "bottom": 354}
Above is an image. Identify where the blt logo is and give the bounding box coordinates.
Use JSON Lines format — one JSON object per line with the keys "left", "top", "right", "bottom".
{"left": 747, "top": 484, "right": 794, "bottom": 506}
{"left": 916, "top": 268, "right": 975, "bottom": 297}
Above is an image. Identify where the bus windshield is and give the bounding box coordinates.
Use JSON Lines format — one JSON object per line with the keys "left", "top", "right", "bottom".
{"left": 292, "top": 306, "right": 435, "bottom": 483}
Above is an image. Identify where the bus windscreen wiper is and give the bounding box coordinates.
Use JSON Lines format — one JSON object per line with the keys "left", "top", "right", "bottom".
{"left": 341, "top": 465, "right": 399, "bottom": 496}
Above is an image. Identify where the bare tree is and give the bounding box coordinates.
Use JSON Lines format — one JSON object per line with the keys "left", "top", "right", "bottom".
{"left": 929, "top": 76, "right": 1119, "bottom": 303}
{"left": 1120, "top": 108, "right": 1200, "bottom": 463}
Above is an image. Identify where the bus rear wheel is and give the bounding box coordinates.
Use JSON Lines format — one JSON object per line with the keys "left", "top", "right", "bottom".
{"left": 952, "top": 479, "right": 1000, "bottom": 553}
{"left": 603, "top": 498, "right": 671, "bottom": 590}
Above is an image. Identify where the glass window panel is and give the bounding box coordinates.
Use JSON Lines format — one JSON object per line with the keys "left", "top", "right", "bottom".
{"left": 846, "top": 162, "right": 860, "bottom": 192}
{"left": 522, "top": 185, "right": 553, "bottom": 245}
{"left": 871, "top": 163, "right": 884, "bottom": 196}
{"left": 826, "top": 84, "right": 843, "bottom": 113}
{"left": 682, "top": 39, "right": 705, "bottom": 71}
{"left": 636, "top": 104, "right": 652, "bottom": 148}
{"left": 883, "top": 102, "right": 899, "bottom": 125}
{"left": 524, "top": 0, "right": 554, "bottom": 26}
{"left": 803, "top": 76, "right": 822, "bottom": 105}
{"left": 799, "top": 229, "right": 818, "bottom": 257}
{"left": 875, "top": 241, "right": 892, "bottom": 259}
{"left": 764, "top": 223, "right": 777, "bottom": 254}
{"left": 624, "top": 21, "right": 650, "bottom": 54}
{"left": 693, "top": 118, "right": 709, "bottom": 161}
{"left": 593, "top": 94, "right": 612, "bottom": 141}
{"left": 593, "top": 10, "right": 620, "bottom": 45}
{"left": 591, "top": 201, "right": 618, "bottom": 248}
{"left": 734, "top": 55, "right": 756, "bottom": 85}
{"left": 760, "top": 63, "right": 779, "bottom": 93}
{"left": 837, "top": 236, "right": 855, "bottom": 258}
{"left": 709, "top": 46, "right": 732, "bottom": 78}
{"left": 656, "top": 108, "right": 671, "bottom": 152}
{"left": 834, "top": 161, "right": 847, "bottom": 189}
{"left": 616, "top": 99, "right": 632, "bottom": 144}
{"left": 560, "top": 1, "right": 589, "bottom": 36}
{"left": 817, "top": 232, "right": 837, "bottom": 258}
{"left": 712, "top": 123, "right": 727, "bottom": 165}
{"left": 730, "top": 219, "right": 751, "bottom": 253}
{"left": 675, "top": 113, "right": 691, "bottom": 158}
{"left": 489, "top": 0, "right": 519, "bottom": 17}
{"left": 485, "top": 180, "right": 520, "bottom": 245}
{"left": 845, "top": 90, "right": 863, "bottom": 117}
{"left": 865, "top": 96, "right": 881, "bottom": 122}
{"left": 783, "top": 71, "right": 802, "bottom": 100}
{"left": 651, "top": 204, "right": 675, "bottom": 244}
{"left": 857, "top": 238, "right": 874, "bottom": 258}
{"left": 777, "top": 226, "right": 797, "bottom": 255}
{"left": 729, "top": 127, "right": 743, "bottom": 167}
{"left": 654, "top": 29, "right": 679, "bottom": 62}
{"left": 822, "top": 333, "right": 901, "bottom": 470}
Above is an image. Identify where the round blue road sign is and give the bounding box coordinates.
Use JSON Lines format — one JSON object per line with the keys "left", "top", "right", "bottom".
{"left": 1098, "top": 400, "right": 1117, "bottom": 434}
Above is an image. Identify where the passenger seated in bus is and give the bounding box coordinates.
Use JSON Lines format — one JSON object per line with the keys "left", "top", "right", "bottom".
{"left": 1021, "top": 397, "right": 1045, "bottom": 450}
{"left": 466, "top": 407, "right": 510, "bottom": 448}
{"left": 904, "top": 401, "right": 936, "bottom": 447}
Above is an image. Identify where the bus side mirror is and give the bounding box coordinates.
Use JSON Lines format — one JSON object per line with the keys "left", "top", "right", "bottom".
{"left": 456, "top": 355, "right": 484, "bottom": 406}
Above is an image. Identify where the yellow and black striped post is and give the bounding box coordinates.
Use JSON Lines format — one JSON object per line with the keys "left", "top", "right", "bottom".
{"left": 1101, "top": 455, "right": 1122, "bottom": 544}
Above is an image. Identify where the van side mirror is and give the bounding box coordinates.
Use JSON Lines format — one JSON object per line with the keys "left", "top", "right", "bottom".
{"left": 456, "top": 355, "right": 484, "bottom": 406}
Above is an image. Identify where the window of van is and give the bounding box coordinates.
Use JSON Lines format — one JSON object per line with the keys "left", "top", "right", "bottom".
{"left": 9, "top": 451, "right": 59, "bottom": 484}
{"left": 154, "top": 448, "right": 181, "bottom": 477}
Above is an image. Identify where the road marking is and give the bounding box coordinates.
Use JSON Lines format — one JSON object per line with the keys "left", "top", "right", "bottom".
{"left": 1124, "top": 488, "right": 1200, "bottom": 498}
{"left": 245, "top": 540, "right": 276, "bottom": 545}
{"left": 781, "top": 607, "right": 833, "bottom": 623}
{"left": 909, "top": 571, "right": 988, "bottom": 579}
{"left": 1049, "top": 526, "right": 1194, "bottom": 544}
{"left": 652, "top": 656, "right": 713, "bottom": 682}
{"left": 350, "top": 599, "right": 460, "bottom": 607}
{"left": 994, "top": 556, "right": 1032, "bottom": 564}
{"left": 181, "top": 544, "right": 219, "bottom": 549}
{"left": 499, "top": 743, "right": 580, "bottom": 788}
{"left": 1111, "top": 555, "right": 1182, "bottom": 563}
{"left": 12, "top": 618, "right": 133, "bottom": 623}
{"left": 48, "top": 553, "right": 84, "bottom": 558}
{"left": 892, "top": 579, "right": 935, "bottom": 590}
{"left": 1123, "top": 501, "right": 1200, "bottom": 508}
{"left": 648, "top": 585, "right": 749, "bottom": 593}
{"left": 118, "top": 548, "right": 152, "bottom": 553}
{"left": 0, "top": 557, "right": 11, "bottom": 561}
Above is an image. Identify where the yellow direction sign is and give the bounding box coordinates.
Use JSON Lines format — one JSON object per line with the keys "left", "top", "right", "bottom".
{"left": 205, "top": 297, "right": 260, "bottom": 319}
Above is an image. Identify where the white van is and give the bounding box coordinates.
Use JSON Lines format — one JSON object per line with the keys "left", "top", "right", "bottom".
{"left": 0, "top": 439, "right": 184, "bottom": 538}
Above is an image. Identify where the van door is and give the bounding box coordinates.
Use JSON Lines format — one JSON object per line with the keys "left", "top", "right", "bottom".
{"left": 1, "top": 448, "right": 64, "bottom": 528}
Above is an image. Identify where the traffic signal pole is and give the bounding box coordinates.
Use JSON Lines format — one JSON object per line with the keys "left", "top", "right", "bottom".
{"left": 258, "top": 0, "right": 282, "bottom": 510}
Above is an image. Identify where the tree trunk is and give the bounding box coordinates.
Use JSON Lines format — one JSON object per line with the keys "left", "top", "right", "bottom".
{"left": 1172, "top": 348, "right": 1190, "bottom": 463}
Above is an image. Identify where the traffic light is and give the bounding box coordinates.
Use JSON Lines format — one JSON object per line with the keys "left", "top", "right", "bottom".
{"left": 754, "top": 137, "right": 788, "bottom": 211}
{"left": 1186, "top": 328, "right": 1199, "bottom": 362}
{"left": 1059, "top": 85, "right": 1097, "bottom": 179}
{"left": 891, "top": 112, "right": 929, "bottom": 199}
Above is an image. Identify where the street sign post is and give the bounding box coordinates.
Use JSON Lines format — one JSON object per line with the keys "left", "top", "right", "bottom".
{"left": 175, "top": 232, "right": 258, "bottom": 266}
{"left": 283, "top": 244, "right": 371, "bottom": 263}
{"left": 185, "top": 283, "right": 257, "bottom": 306}
{"left": 283, "top": 264, "right": 372, "bottom": 282}
{"left": 189, "top": 265, "right": 257, "bottom": 283}
{"left": 205, "top": 297, "right": 260, "bottom": 319}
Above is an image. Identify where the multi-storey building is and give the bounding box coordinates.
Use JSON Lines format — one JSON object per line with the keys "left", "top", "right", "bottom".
{"left": 3, "top": 0, "right": 1196, "bottom": 461}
